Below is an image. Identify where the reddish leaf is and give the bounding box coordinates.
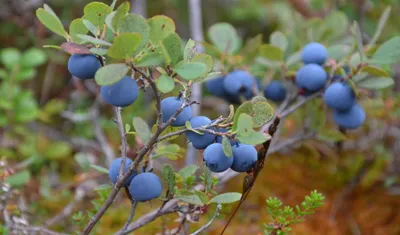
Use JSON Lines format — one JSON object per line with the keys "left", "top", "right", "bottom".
{"left": 61, "top": 42, "right": 91, "bottom": 55}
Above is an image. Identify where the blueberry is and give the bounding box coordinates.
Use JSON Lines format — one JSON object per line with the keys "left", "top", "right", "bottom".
{"left": 301, "top": 42, "right": 328, "bottom": 65}
{"left": 100, "top": 76, "right": 139, "bottom": 107}
{"left": 129, "top": 172, "right": 162, "bottom": 202}
{"left": 205, "top": 76, "right": 228, "bottom": 98}
{"left": 231, "top": 144, "right": 258, "bottom": 172}
{"left": 263, "top": 80, "right": 287, "bottom": 102}
{"left": 109, "top": 157, "right": 137, "bottom": 187}
{"left": 333, "top": 103, "right": 366, "bottom": 129}
{"left": 186, "top": 116, "right": 216, "bottom": 149}
{"left": 203, "top": 143, "right": 233, "bottom": 173}
{"left": 67, "top": 54, "right": 101, "bottom": 79}
{"left": 296, "top": 64, "right": 327, "bottom": 92}
{"left": 324, "top": 82, "right": 355, "bottom": 111}
{"left": 223, "top": 70, "right": 255, "bottom": 98}
{"left": 161, "top": 97, "right": 192, "bottom": 126}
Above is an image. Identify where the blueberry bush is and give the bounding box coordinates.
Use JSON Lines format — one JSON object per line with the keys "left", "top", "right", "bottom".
{"left": 1, "top": 0, "right": 400, "bottom": 234}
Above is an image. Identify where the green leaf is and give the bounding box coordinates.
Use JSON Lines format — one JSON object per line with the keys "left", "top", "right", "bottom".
{"left": 95, "top": 63, "right": 129, "bottom": 85}
{"left": 236, "top": 113, "right": 270, "bottom": 145}
{"left": 184, "top": 39, "right": 196, "bottom": 61}
{"left": 90, "top": 48, "right": 108, "bottom": 56}
{"left": 286, "top": 50, "right": 301, "bottom": 67}
{"left": 241, "top": 34, "right": 263, "bottom": 63}
{"left": 327, "top": 44, "right": 351, "bottom": 60}
{"left": 20, "top": 48, "right": 47, "bottom": 68}
{"left": 110, "top": 0, "right": 118, "bottom": 9}
{"left": 352, "top": 21, "right": 364, "bottom": 62}
{"left": 76, "top": 34, "right": 112, "bottom": 46}
{"left": 317, "top": 129, "right": 347, "bottom": 142}
{"left": 161, "top": 164, "right": 176, "bottom": 195}
{"left": 155, "top": 74, "right": 175, "bottom": 93}
{"left": 94, "top": 184, "right": 112, "bottom": 191}
{"left": 370, "top": 36, "right": 400, "bottom": 65}
{"left": 251, "top": 96, "right": 274, "bottom": 128}
{"left": 325, "top": 11, "right": 348, "bottom": 39}
{"left": 175, "top": 194, "right": 203, "bottom": 205}
{"left": 15, "top": 68, "right": 36, "bottom": 81}
{"left": 83, "top": 2, "right": 112, "bottom": 29}
{"left": 178, "top": 165, "right": 198, "bottom": 180}
{"left": 195, "top": 190, "right": 209, "bottom": 204}
{"left": 360, "top": 65, "right": 390, "bottom": 78}
{"left": 0, "top": 48, "right": 21, "bottom": 69}
{"left": 111, "top": 2, "right": 130, "bottom": 32}
{"left": 231, "top": 101, "right": 253, "bottom": 132}
{"left": 36, "top": 8, "right": 68, "bottom": 40}
{"left": 117, "top": 14, "right": 150, "bottom": 52}
{"left": 132, "top": 117, "right": 151, "bottom": 144}
{"left": 270, "top": 31, "right": 288, "bottom": 52}
{"left": 125, "top": 124, "right": 131, "bottom": 133}
{"left": 69, "top": 18, "right": 88, "bottom": 44}
{"left": 260, "top": 44, "right": 284, "bottom": 61}
{"left": 43, "top": 141, "right": 72, "bottom": 159}
{"left": 208, "top": 23, "right": 241, "bottom": 54}
{"left": 6, "top": 170, "right": 31, "bottom": 187}
{"left": 90, "top": 164, "right": 109, "bottom": 174}
{"left": 83, "top": 19, "right": 99, "bottom": 36}
{"left": 209, "top": 192, "right": 242, "bottom": 204}
{"left": 367, "top": 6, "right": 391, "bottom": 49}
{"left": 107, "top": 32, "right": 142, "bottom": 59}
{"left": 174, "top": 62, "right": 207, "bottom": 80}
{"left": 135, "top": 50, "right": 165, "bottom": 67}
{"left": 148, "top": 15, "right": 176, "bottom": 43}
{"left": 221, "top": 136, "right": 233, "bottom": 157}
{"left": 237, "top": 130, "right": 269, "bottom": 145}
{"left": 153, "top": 144, "right": 181, "bottom": 160}
{"left": 74, "top": 152, "right": 91, "bottom": 171}
{"left": 357, "top": 77, "right": 394, "bottom": 90}
{"left": 191, "top": 53, "right": 214, "bottom": 77}
{"left": 161, "top": 33, "right": 182, "bottom": 66}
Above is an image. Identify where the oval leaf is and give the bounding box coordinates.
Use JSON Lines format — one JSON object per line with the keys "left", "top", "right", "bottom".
{"left": 260, "top": 44, "right": 284, "bottom": 61}
{"left": 156, "top": 74, "right": 175, "bottom": 93}
{"left": 174, "top": 62, "right": 207, "bottom": 80}
{"left": 209, "top": 192, "right": 242, "bottom": 204}
{"left": 36, "top": 8, "right": 68, "bottom": 40}
{"left": 357, "top": 77, "right": 394, "bottom": 90}
{"left": 95, "top": 63, "right": 130, "bottom": 85}
{"left": 107, "top": 32, "right": 142, "bottom": 59}
{"left": 222, "top": 136, "right": 233, "bottom": 157}
{"left": 133, "top": 117, "right": 152, "bottom": 144}
{"left": 208, "top": 23, "right": 241, "bottom": 55}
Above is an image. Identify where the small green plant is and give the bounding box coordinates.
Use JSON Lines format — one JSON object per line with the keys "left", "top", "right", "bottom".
{"left": 264, "top": 190, "right": 325, "bottom": 235}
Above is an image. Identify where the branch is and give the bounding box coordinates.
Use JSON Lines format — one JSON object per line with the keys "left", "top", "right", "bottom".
{"left": 82, "top": 95, "right": 196, "bottom": 235}
{"left": 122, "top": 201, "right": 138, "bottom": 231}
{"left": 190, "top": 204, "right": 222, "bottom": 235}
{"left": 114, "top": 106, "right": 128, "bottom": 182}
{"left": 9, "top": 224, "right": 69, "bottom": 235}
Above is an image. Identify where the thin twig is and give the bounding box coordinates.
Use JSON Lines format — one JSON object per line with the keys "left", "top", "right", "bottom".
{"left": 114, "top": 106, "right": 128, "bottom": 182}
{"left": 122, "top": 201, "right": 138, "bottom": 231}
{"left": 191, "top": 204, "right": 222, "bottom": 235}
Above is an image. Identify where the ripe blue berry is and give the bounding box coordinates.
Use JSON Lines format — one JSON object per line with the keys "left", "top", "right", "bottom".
{"left": 231, "top": 144, "right": 257, "bottom": 172}
{"left": 186, "top": 116, "right": 216, "bottom": 149}
{"left": 301, "top": 42, "right": 328, "bottom": 65}
{"left": 296, "top": 64, "right": 327, "bottom": 92}
{"left": 129, "top": 172, "right": 162, "bottom": 202}
{"left": 206, "top": 76, "right": 228, "bottom": 98}
{"left": 223, "top": 70, "right": 255, "bottom": 98}
{"left": 323, "top": 82, "right": 355, "bottom": 111}
{"left": 264, "top": 80, "right": 287, "bottom": 102}
{"left": 203, "top": 143, "right": 233, "bottom": 173}
{"left": 67, "top": 54, "right": 101, "bottom": 79}
{"left": 101, "top": 76, "right": 139, "bottom": 107}
{"left": 161, "top": 97, "right": 192, "bottom": 126}
{"left": 109, "top": 157, "right": 137, "bottom": 187}
{"left": 333, "top": 103, "right": 366, "bottom": 129}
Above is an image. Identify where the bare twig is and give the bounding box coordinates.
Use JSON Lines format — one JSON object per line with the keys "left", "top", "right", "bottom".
{"left": 191, "top": 204, "right": 222, "bottom": 235}
{"left": 114, "top": 106, "right": 128, "bottom": 182}
{"left": 122, "top": 201, "right": 138, "bottom": 231}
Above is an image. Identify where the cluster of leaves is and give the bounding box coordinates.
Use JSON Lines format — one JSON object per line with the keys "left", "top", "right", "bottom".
{"left": 264, "top": 190, "right": 325, "bottom": 235}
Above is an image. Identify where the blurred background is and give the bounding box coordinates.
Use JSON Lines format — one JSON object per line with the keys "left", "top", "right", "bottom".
{"left": 1, "top": 0, "right": 400, "bottom": 234}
